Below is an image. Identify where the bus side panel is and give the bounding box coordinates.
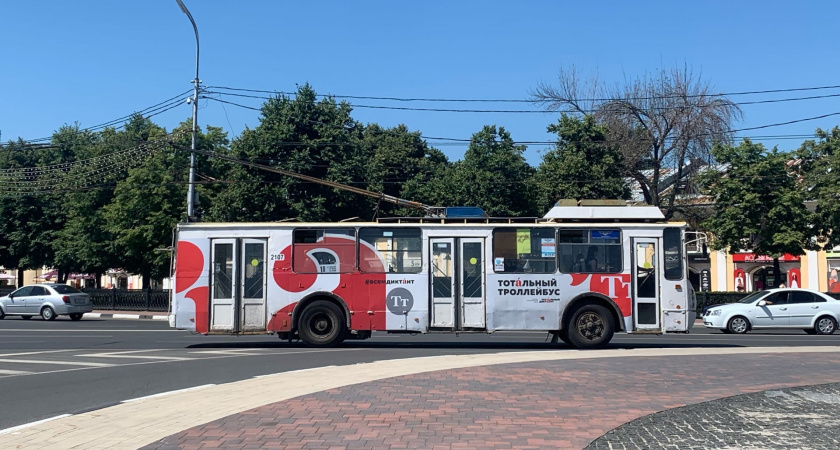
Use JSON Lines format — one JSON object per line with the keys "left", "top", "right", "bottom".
{"left": 487, "top": 273, "right": 632, "bottom": 331}
{"left": 173, "top": 235, "right": 210, "bottom": 332}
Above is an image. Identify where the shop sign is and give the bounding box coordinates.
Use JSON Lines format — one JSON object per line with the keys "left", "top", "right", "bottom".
{"left": 732, "top": 253, "right": 800, "bottom": 262}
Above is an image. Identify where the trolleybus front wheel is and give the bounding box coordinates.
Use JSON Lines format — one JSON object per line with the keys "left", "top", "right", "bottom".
{"left": 298, "top": 300, "right": 346, "bottom": 347}
{"left": 567, "top": 304, "right": 614, "bottom": 349}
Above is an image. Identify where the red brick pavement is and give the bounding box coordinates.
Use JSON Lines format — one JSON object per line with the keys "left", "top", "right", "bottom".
{"left": 144, "top": 352, "right": 840, "bottom": 449}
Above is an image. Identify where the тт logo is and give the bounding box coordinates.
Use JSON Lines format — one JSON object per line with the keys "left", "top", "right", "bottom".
{"left": 386, "top": 287, "right": 414, "bottom": 315}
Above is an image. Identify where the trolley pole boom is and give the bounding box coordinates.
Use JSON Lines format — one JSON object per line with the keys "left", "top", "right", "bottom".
{"left": 175, "top": 146, "right": 433, "bottom": 214}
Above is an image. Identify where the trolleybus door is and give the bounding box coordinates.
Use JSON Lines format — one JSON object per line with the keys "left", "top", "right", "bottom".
{"left": 240, "top": 239, "right": 267, "bottom": 331}
{"left": 430, "top": 238, "right": 487, "bottom": 330}
{"left": 210, "top": 239, "right": 236, "bottom": 331}
{"left": 632, "top": 238, "right": 661, "bottom": 330}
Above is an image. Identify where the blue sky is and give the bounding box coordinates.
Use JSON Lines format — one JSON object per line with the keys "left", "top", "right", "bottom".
{"left": 2, "top": 1, "right": 840, "bottom": 165}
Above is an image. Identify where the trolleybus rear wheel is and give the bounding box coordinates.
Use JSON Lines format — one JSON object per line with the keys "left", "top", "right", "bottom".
{"left": 567, "top": 304, "right": 614, "bottom": 349}
{"left": 298, "top": 300, "right": 346, "bottom": 347}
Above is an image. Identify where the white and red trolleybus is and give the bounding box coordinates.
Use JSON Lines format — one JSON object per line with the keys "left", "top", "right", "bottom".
{"left": 169, "top": 202, "right": 696, "bottom": 349}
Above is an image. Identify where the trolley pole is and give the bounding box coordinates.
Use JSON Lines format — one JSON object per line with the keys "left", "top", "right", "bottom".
{"left": 175, "top": 0, "right": 200, "bottom": 220}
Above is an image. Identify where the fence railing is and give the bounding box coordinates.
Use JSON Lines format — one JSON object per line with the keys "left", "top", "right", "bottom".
{"left": 82, "top": 289, "right": 170, "bottom": 312}
{"left": 1, "top": 287, "right": 170, "bottom": 311}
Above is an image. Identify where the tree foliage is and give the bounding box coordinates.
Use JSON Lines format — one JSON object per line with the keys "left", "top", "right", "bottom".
{"left": 700, "top": 139, "right": 814, "bottom": 282}
{"left": 797, "top": 127, "right": 840, "bottom": 249}
{"left": 533, "top": 115, "right": 629, "bottom": 211}
{"left": 532, "top": 65, "right": 742, "bottom": 218}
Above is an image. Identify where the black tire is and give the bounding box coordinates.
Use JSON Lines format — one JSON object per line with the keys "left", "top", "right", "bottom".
{"left": 553, "top": 329, "right": 572, "bottom": 346}
{"left": 814, "top": 316, "right": 837, "bottom": 335}
{"left": 0, "top": 308, "right": 5, "bottom": 320}
{"left": 804, "top": 328, "right": 818, "bottom": 335}
{"left": 727, "top": 316, "right": 750, "bottom": 334}
{"left": 297, "top": 300, "right": 345, "bottom": 347}
{"left": 69, "top": 313, "right": 84, "bottom": 321}
{"left": 21, "top": 315, "right": 32, "bottom": 320}
{"left": 41, "top": 306, "right": 57, "bottom": 321}
{"left": 566, "top": 304, "right": 615, "bottom": 349}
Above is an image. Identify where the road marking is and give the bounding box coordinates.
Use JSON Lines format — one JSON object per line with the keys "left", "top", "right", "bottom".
{"left": 0, "top": 369, "right": 32, "bottom": 375}
{"left": 122, "top": 384, "right": 216, "bottom": 403}
{"left": 0, "top": 414, "right": 71, "bottom": 436}
{"left": 0, "top": 350, "right": 77, "bottom": 357}
{"left": 0, "top": 358, "right": 115, "bottom": 367}
{"left": 77, "top": 349, "right": 191, "bottom": 361}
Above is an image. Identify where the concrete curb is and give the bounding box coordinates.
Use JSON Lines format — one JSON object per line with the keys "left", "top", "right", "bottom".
{"left": 87, "top": 312, "right": 168, "bottom": 321}
{"left": 3, "top": 346, "right": 840, "bottom": 449}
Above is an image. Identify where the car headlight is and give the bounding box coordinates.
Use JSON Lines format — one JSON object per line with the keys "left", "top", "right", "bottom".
{"left": 708, "top": 309, "right": 722, "bottom": 316}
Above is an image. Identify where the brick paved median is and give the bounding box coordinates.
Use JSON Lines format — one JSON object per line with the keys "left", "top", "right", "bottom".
{"left": 145, "top": 352, "right": 840, "bottom": 449}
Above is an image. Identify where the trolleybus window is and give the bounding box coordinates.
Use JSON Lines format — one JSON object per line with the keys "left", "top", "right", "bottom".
{"left": 663, "top": 227, "right": 683, "bottom": 280}
{"left": 359, "top": 228, "right": 422, "bottom": 273}
{"left": 492, "top": 228, "right": 556, "bottom": 273}
{"left": 558, "top": 229, "right": 622, "bottom": 273}
{"left": 293, "top": 228, "right": 356, "bottom": 273}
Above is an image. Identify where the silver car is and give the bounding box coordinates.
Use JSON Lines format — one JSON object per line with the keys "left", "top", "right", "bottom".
{"left": 0, "top": 284, "right": 93, "bottom": 321}
{"left": 703, "top": 288, "right": 840, "bottom": 335}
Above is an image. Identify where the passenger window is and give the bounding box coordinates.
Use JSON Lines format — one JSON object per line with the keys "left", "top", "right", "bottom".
{"left": 12, "top": 287, "right": 33, "bottom": 297}
{"left": 30, "top": 287, "right": 48, "bottom": 296}
{"left": 790, "top": 291, "right": 816, "bottom": 304}
{"left": 766, "top": 292, "right": 789, "bottom": 305}
{"left": 558, "top": 229, "right": 621, "bottom": 274}
{"left": 359, "top": 228, "right": 422, "bottom": 273}
{"left": 492, "top": 228, "right": 556, "bottom": 274}
{"left": 293, "top": 228, "right": 356, "bottom": 273}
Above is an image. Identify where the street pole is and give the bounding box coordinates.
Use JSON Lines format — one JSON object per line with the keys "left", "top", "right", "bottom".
{"left": 175, "top": 0, "right": 200, "bottom": 219}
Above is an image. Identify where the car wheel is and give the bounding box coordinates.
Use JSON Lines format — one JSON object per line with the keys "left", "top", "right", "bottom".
{"left": 727, "top": 316, "right": 750, "bottom": 334}
{"left": 21, "top": 315, "right": 32, "bottom": 320}
{"left": 69, "top": 313, "right": 84, "bottom": 321}
{"left": 41, "top": 306, "right": 57, "bottom": 321}
{"left": 298, "top": 300, "right": 345, "bottom": 347}
{"left": 0, "top": 308, "right": 5, "bottom": 320}
{"left": 815, "top": 316, "right": 837, "bottom": 335}
{"left": 804, "top": 328, "right": 818, "bottom": 335}
{"left": 567, "top": 304, "right": 615, "bottom": 349}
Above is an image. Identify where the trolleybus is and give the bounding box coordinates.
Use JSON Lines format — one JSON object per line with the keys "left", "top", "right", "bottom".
{"left": 169, "top": 201, "right": 696, "bottom": 349}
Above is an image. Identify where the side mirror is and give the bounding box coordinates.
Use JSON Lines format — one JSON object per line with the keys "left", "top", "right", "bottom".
{"left": 757, "top": 300, "right": 766, "bottom": 307}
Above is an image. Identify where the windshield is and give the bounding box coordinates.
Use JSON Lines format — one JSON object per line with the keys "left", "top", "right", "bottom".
{"left": 738, "top": 291, "right": 768, "bottom": 304}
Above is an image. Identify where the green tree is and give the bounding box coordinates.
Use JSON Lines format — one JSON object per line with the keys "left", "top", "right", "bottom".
{"left": 797, "top": 127, "right": 840, "bottom": 249}
{"left": 206, "top": 84, "right": 370, "bottom": 222}
{"left": 0, "top": 139, "right": 64, "bottom": 286}
{"left": 361, "top": 123, "right": 450, "bottom": 216}
{"left": 533, "top": 115, "right": 629, "bottom": 212}
{"left": 444, "top": 125, "right": 536, "bottom": 217}
{"left": 700, "top": 139, "right": 814, "bottom": 285}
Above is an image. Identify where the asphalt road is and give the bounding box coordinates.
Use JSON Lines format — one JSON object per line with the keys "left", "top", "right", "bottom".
{"left": 1, "top": 316, "right": 839, "bottom": 431}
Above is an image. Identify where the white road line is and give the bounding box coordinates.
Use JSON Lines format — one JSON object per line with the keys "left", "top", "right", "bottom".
{"left": 0, "top": 358, "right": 115, "bottom": 367}
{"left": 0, "top": 369, "right": 32, "bottom": 375}
{"left": 0, "top": 350, "right": 77, "bottom": 357}
{"left": 0, "top": 414, "right": 71, "bottom": 436}
{"left": 121, "top": 384, "right": 215, "bottom": 403}
{"left": 77, "top": 349, "right": 191, "bottom": 361}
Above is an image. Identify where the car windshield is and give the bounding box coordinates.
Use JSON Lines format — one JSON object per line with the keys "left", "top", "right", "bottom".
{"left": 51, "top": 285, "right": 81, "bottom": 294}
{"left": 738, "top": 291, "right": 768, "bottom": 304}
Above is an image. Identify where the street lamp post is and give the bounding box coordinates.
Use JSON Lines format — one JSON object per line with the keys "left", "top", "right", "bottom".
{"left": 175, "top": 0, "right": 200, "bottom": 220}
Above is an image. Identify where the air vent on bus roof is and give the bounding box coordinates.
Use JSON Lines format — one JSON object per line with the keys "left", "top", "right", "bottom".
{"left": 444, "top": 206, "right": 487, "bottom": 218}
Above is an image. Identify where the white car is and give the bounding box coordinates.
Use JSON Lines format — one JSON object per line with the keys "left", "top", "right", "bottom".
{"left": 703, "top": 288, "right": 840, "bottom": 335}
{"left": 0, "top": 284, "right": 93, "bottom": 321}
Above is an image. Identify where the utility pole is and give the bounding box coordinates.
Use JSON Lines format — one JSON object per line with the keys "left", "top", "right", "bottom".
{"left": 175, "top": 0, "right": 200, "bottom": 220}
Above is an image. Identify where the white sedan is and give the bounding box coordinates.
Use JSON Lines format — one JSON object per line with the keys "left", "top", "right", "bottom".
{"left": 703, "top": 288, "right": 840, "bottom": 335}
